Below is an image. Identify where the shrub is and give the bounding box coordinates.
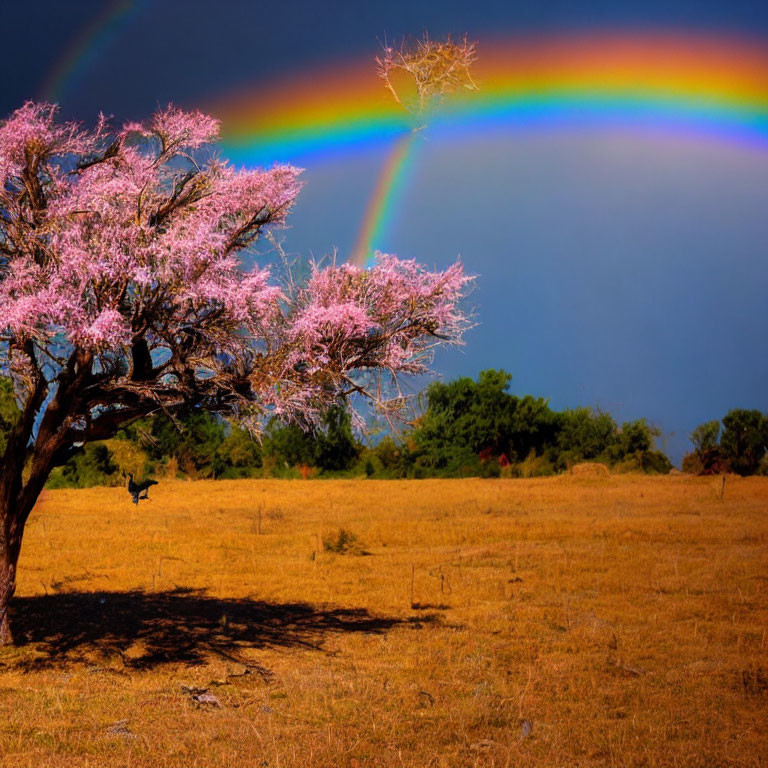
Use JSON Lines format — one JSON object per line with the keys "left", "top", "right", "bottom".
{"left": 514, "top": 451, "right": 555, "bottom": 478}
{"left": 372, "top": 436, "right": 403, "bottom": 469}
{"left": 322, "top": 528, "right": 367, "bottom": 555}
{"left": 612, "top": 457, "right": 642, "bottom": 474}
{"left": 556, "top": 408, "right": 617, "bottom": 467}
{"left": 640, "top": 450, "right": 672, "bottom": 475}
{"left": 681, "top": 452, "right": 704, "bottom": 475}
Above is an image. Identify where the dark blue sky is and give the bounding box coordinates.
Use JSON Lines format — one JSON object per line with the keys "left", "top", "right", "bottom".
{"left": 2, "top": 1, "right": 767, "bottom": 463}
{"left": 3, "top": 0, "right": 768, "bottom": 122}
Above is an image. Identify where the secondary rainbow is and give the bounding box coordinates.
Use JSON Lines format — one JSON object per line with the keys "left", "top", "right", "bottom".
{"left": 39, "top": 0, "right": 141, "bottom": 104}
{"left": 215, "top": 33, "right": 768, "bottom": 263}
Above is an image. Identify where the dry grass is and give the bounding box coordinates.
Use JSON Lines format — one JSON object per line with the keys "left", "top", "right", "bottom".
{"left": 1, "top": 474, "right": 766, "bottom": 767}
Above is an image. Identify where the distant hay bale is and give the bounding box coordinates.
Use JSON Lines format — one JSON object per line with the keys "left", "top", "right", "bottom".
{"left": 569, "top": 462, "right": 610, "bottom": 477}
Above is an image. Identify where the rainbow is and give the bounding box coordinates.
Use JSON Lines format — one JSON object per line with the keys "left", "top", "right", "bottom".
{"left": 39, "top": 0, "right": 142, "bottom": 104}
{"left": 213, "top": 33, "right": 768, "bottom": 265}
{"left": 217, "top": 33, "right": 768, "bottom": 158}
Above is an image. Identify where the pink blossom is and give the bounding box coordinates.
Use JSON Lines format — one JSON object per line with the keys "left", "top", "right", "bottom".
{"left": 0, "top": 101, "right": 472, "bottom": 430}
{"left": 77, "top": 308, "right": 130, "bottom": 348}
{"left": 0, "top": 102, "right": 94, "bottom": 179}
{"left": 123, "top": 105, "right": 220, "bottom": 153}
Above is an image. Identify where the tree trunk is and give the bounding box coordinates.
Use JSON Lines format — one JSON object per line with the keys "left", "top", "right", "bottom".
{"left": 0, "top": 524, "right": 21, "bottom": 646}
{"left": 0, "top": 345, "right": 81, "bottom": 646}
{"left": 0, "top": 451, "right": 37, "bottom": 647}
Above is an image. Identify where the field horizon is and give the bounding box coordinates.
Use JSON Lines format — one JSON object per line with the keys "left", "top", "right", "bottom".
{"left": 1, "top": 474, "right": 766, "bottom": 767}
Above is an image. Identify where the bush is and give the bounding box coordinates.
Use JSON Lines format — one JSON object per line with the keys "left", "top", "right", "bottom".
{"left": 372, "top": 436, "right": 403, "bottom": 473}
{"left": 610, "top": 450, "right": 670, "bottom": 474}
{"left": 640, "top": 450, "right": 672, "bottom": 475}
{"left": 514, "top": 451, "right": 555, "bottom": 478}
{"left": 556, "top": 408, "right": 617, "bottom": 468}
{"left": 217, "top": 426, "right": 262, "bottom": 476}
{"left": 322, "top": 528, "right": 367, "bottom": 555}
{"left": 681, "top": 452, "right": 704, "bottom": 475}
{"left": 609, "top": 458, "right": 639, "bottom": 474}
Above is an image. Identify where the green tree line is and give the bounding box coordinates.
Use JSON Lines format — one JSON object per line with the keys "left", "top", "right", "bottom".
{"left": 683, "top": 409, "right": 768, "bottom": 476}
{"left": 1, "top": 372, "right": 765, "bottom": 487}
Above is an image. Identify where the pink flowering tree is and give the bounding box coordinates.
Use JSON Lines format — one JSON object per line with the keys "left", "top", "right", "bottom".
{"left": 0, "top": 103, "right": 471, "bottom": 643}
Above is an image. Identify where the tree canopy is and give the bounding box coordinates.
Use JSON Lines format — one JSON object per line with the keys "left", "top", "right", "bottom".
{"left": 720, "top": 409, "right": 768, "bottom": 476}
{"left": 406, "top": 370, "right": 670, "bottom": 477}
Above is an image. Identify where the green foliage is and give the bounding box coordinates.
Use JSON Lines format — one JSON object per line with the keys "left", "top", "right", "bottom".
{"left": 146, "top": 410, "right": 229, "bottom": 478}
{"left": 603, "top": 420, "right": 671, "bottom": 474}
{"left": 556, "top": 408, "right": 617, "bottom": 468}
{"left": 615, "top": 419, "right": 656, "bottom": 456}
{"left": 413, "top": 370, "right": 557, "bottom": 472}
{"left": 641, "top": 450, "right": 673, "bottom": 475}
{"left": 46, "top": 442, "right": 120, "bottom": 489}
{"left": 262, "top": 405, "right": 361, "bottom": 476}
{"left": 31, "top": 369, "right": 698, "bottom": 485}
{"left": 314, "top": 405, "right": 360, "bottom": 472}
{"left": 690, "top": 421, "right": 721, "bottom": 454}
{"left": 508, "top": 394, "right": 559, "bottom": 461}
{"left": 362, "top": 436, "right": 409, "bottom": 478}
{"left": 685, "top": 419, "right": 726, "bottom": 475}
{"left": 415, "top": 370, "right": 516, "bottom": 464}
{"left": 372, "top": 436, "right": 400, "bottom": 468}
{"left": 410, "top": 370, "right": 668, "bottom": 477}
{"left": 684, "top": 411, "right": 768, "bottom": 477}
{"left": 720, "top": 409, "right": 768, "bottom": 476}
{"left": 119, "top": 410, "right": 262, "bottom": 479}
{"left": 47, "top": 409, "right": 264, "bottom": 487}
{"left": 103, "top": 439, "right": 149, "bottom": 477}
{"left": 263, "top": 420, "right": 316, "bottom": 473}
{"left": 513, "top": 450, "right": 556, "bottom": 478}
{"left": 681, "top": 451, "right": 704, "bottom": 475}
{"left": 216, "top": 426, "right": 263, "bottom": 479}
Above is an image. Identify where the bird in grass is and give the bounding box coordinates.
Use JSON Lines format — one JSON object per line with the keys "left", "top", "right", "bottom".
{"left": 127, "top": 473, "right": 158, "bottom": 505}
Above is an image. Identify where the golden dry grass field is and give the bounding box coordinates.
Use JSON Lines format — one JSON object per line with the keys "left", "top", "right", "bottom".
{"left": 1, "top": 474, "right": 766, "bottom": 767}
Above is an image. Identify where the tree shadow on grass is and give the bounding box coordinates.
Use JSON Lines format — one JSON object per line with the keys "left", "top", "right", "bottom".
{"left": 8, "top": 588, "right": 434, "bottom": 670}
